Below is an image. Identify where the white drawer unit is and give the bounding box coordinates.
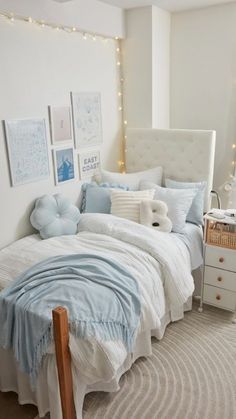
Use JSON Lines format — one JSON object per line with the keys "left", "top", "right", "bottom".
{"left": 204, "top": 266, "right": 236, "bottom": 292}
{"left": 203, "top": 284, "right": 236, "bottom": 312}
{"left": 205, "top": 245, "right": 236, "bottom": 272}
{"left": 201, "top": 211, "right": 236, "bottom": 323}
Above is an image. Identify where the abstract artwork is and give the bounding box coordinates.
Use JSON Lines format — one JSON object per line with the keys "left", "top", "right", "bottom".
{"left": 78, "top": 150, "right": 100, "bottom": 180}
{"left": 4, "top": 118, "right": 50, "bottom": 186}
{"left": 49, "top": 106, "right": 72, "bottom": 144}
{"left": 71, "top": 92, "right": 102, "bottom": 148}
{"left": 53, "top": 147, "right": 75, "bottom": 184}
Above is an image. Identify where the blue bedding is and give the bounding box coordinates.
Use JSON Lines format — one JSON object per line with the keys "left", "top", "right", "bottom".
{"left": 0, "top": 253, "right": 140, "bottom": 387}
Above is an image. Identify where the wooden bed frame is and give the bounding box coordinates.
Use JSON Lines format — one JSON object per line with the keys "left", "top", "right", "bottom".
{"left": 52, "top": 307, "right": 76, "bottom": 419}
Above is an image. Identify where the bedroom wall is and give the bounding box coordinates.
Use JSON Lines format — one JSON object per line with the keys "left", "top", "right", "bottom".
{"left": 122, "top": 6, "right": 170, "bottom": 129}
{"left": 0, "top": 1, "right": 124, "bottom": 249}
{"left": 170, "top": 2, "right": 236, "bottom": 200}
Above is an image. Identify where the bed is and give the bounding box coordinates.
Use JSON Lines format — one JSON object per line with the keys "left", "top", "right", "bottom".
{"left": 0, "top": 128, "right": 216, "bottom": 419}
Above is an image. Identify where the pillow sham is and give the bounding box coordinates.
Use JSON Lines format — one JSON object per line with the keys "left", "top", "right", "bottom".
{"left": 165, "top": 179, "right": 206, "bottom": 226}
{"left": 30, "top": 194, "right": 80, "bottom": 239}
{"left": 111, "top": 189, "right": 155, "bottom": 223}
{"left": 139, "top": 181, "right": 197, "bottom": 233}
{"left": 96, "top": 166, "right": 163, "bottom": 190}
{"left": 81, "top": 182, "right": 129, "bottom": 214}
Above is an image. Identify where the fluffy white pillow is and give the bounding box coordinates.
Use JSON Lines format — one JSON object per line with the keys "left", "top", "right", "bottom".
{"left": 139, "top": 181, "right": 197, "bottom": 233}
{"left": 96, "top": 167, "right": 163, "bottom": 190}
{"left": 111, "top": 189, "right": 155, "bottom": 223}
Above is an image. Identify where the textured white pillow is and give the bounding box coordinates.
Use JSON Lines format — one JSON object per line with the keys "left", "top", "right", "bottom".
{"left": 139, "top": 181, "right": 197, "bottom": 233}
{"left": 111, "top": 189, "right": 155, "bottom": 223}
{"left": 96, "top": 167, "right": 163, "bottom": 190}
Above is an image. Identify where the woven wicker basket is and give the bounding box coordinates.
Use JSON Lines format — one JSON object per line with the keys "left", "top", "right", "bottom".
{"left": 206, "top": 220, "right": 236, "bottom": 249}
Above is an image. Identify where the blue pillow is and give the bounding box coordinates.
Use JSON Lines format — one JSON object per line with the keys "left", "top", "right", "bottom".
{"left": 30, "top": 194, "right": 80, "bottom": 239}
{"left": 165, "top": 179, "right": 206, "bottom": 226}
{"left": 81, "top": 182, "right": 129, "bottom": 214}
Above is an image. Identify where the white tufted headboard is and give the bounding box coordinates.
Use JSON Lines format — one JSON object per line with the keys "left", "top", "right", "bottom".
{"left": 125, "top": 128, "right": 216, "bottom": 212}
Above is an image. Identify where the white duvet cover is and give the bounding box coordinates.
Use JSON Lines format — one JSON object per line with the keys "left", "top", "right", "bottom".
{"left": 0, "top": 214, "right": 195, "bottom": 418}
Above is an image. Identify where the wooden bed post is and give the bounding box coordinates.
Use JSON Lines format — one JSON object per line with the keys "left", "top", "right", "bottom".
{"left": 52, "top": 307, "right": 76, "bottom": 419}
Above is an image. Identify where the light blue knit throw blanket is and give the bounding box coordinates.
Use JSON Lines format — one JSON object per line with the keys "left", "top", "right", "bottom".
{"left": 0, "top": 253, "right": 141, "bottom": 388}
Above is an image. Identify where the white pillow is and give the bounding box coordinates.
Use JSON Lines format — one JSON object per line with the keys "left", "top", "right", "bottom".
{"left": 96, "top": 167, "right": 163, "bottom": 190}
{"left": 111, "top": 189, "right": 155, "bottom": 223}
{"left": 139, "top": 181, "right": 197, "bottom": 233}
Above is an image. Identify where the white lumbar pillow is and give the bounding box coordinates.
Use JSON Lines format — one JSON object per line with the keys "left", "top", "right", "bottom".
{"left": 140, "top": 200, "right": 172, "bottom": 233}
{"left": 95, "top": 166, "right": 163, "bottom": 190}
{"left": 111, "top": 189, "right": 155, "bottom": 223}
{"left": 139, "top": 181, "right": 197, "bottom": 233}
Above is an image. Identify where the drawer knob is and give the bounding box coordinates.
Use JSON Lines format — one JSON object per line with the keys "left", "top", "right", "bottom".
{"left": 216, "top": 294, "right": 221, "bottom": 301}
{"left": 219, "top": 257, "right": 224, "bottom": 263}
{"left": 217, "top": 276, "right": 223, "bottom": 282}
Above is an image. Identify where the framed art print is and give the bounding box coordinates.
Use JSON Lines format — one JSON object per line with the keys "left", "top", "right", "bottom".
{"left": 71, "top": 92, "right": 102, "bottom": 148}
{"left": 78, "top": 150, "right": 100, "bottom": 180}
{"left": 4, "top": 118, "right": 50, "bottom": 186}
{"left": 53, "top": 146, "right": 75, "bottom": 185}
{"left": 49, "top": 106, "right": 72, "bottom": 144}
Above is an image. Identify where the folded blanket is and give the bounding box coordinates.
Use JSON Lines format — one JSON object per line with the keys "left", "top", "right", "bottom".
{"left": 0, "top": 253, "right": 140, "bottom": 388}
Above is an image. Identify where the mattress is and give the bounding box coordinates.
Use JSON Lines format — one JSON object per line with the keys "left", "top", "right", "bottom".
{"left": 0, "top": 215, "right": 202, "bottom": 418}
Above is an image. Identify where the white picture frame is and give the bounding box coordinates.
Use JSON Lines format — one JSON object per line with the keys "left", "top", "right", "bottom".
{"left": 4, "top": 118, "right": 50, "bottom": 187}
{"left": 49, "top": 106, "right": 72, "bottom": 144}
{"left": 53, "top": 146, "right": 76, "bottom": 185}
{"left": 78, "top": 150, "right": 101, "bottom": 180}
{"left": 71, "top": 92, "right": 102, "bottom": 148}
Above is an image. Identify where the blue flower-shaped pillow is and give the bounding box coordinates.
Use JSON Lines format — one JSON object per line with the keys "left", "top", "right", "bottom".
{"left": 30, "top": 194, "right": 80, "bottom": 239}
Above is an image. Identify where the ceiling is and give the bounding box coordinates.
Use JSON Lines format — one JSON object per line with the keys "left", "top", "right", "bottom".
{"left": 98, "top": 0, "right": 236, "bottom": 12}
{"left": 52, "top": 0, "right": 236, "bottom": 12}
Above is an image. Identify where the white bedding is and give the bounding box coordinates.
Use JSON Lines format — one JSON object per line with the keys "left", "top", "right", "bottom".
{"left": 0, "top": 214, "right": 201, "bottom": 419}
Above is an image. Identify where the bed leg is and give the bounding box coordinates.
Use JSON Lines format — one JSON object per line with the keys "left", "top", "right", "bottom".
{"left": 52, "top": 307, "right": 76, "bottom": 419}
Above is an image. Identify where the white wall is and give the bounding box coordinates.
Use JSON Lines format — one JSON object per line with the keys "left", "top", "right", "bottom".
{"left": 122, "top": 6, "right": 170, "bottom": 129}
{"left": 152, "top": 6, "right": 170, "bottom": 128}
{"left": 122, "top": 7, "right": 153, "bottom": 128}
{"left": 171, "top": 3, "right": 236, "bottom": 197}
{"left": 0, "top": 0, "right": 125, "bottom": 38}
{"left": 0, "top": 4, "right": 124, "bottom": 248}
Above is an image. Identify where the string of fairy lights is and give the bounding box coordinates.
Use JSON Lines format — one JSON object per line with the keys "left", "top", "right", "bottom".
{"left": 0, "top": 10, "right": 127, "bottom": 172}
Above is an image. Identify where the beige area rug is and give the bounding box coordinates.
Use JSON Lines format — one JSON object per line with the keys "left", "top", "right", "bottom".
{"left": 83, "top": 304, "right": 236, "bottom": 419}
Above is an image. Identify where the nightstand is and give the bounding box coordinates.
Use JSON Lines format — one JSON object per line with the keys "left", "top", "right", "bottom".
{"left": 199, "top": 209, "right": 236, "bottom": 323}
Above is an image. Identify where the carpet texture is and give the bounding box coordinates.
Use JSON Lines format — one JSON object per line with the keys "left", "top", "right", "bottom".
{"left": 0, "top": 304, "right": 235, "bottom": 419}
{"left": 83, "top": 304, "right": 236, "bottom": 419}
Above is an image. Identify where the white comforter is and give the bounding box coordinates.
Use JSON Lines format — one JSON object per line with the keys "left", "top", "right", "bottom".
{"left": 0, "top": 214, "right": 194, "bottom": 418}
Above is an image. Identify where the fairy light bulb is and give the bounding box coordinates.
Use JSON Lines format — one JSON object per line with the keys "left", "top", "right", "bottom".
{"left": 116, "top": 47, "right": 120, "bottom": 52}
{"left": 28, "top": 16, "right": 33, "bottom": 23}
{"left": 117, "top": 61, "right": 121, "bottom": 66}
{"left": 41, "top": 21, "right": 45, "bottom": 28}
{"left": 124, "top": 120, "right": 127, "bottom": 125}
{"left": 83, "top": 33, "right": 87, "bottom": 40}
{"left": 92, "top": 35, "right": 96, "bottom": 41}
{"left": 72, "top": 27, "right": 76, "bottom": 32}
{"left": 233, "top": 144, "right": 236, "bottom": 149}
{"left": 118, "top": 92, "right": 122, "bottom": 97}
{"left": 119, "top": 106, "right": 122, "bottom": 111}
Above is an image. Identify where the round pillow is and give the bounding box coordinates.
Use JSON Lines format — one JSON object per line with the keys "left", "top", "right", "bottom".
{"left": 30, "top": 194, "right": 80, "bottom": 239}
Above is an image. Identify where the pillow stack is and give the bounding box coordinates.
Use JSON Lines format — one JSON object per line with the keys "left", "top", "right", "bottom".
{"left": 139, "top": 180, "right": 198, "bottom": 233}
{"left": 165, "top": 179, "right": 206, "bottom": 226}
{"left": 95, "top": 166, "right": 163, "bottom": 190}
{"left": 111, "top": 189, "right": 155, "bottom": 223}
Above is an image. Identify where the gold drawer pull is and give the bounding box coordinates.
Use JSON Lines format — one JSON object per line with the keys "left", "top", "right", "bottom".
{"left": 219, "top": 257, "right": 224, "bottom": 263}
{"left": 216, "top": 294, "right": 221, "bottom": 301}
{"left": 217, "top": 276, "right": 223, "bottom": 282}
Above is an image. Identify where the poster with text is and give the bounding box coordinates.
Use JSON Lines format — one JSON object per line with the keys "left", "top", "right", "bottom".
{"left": 79, "top": 150, "right": 100, "bottom": 180}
